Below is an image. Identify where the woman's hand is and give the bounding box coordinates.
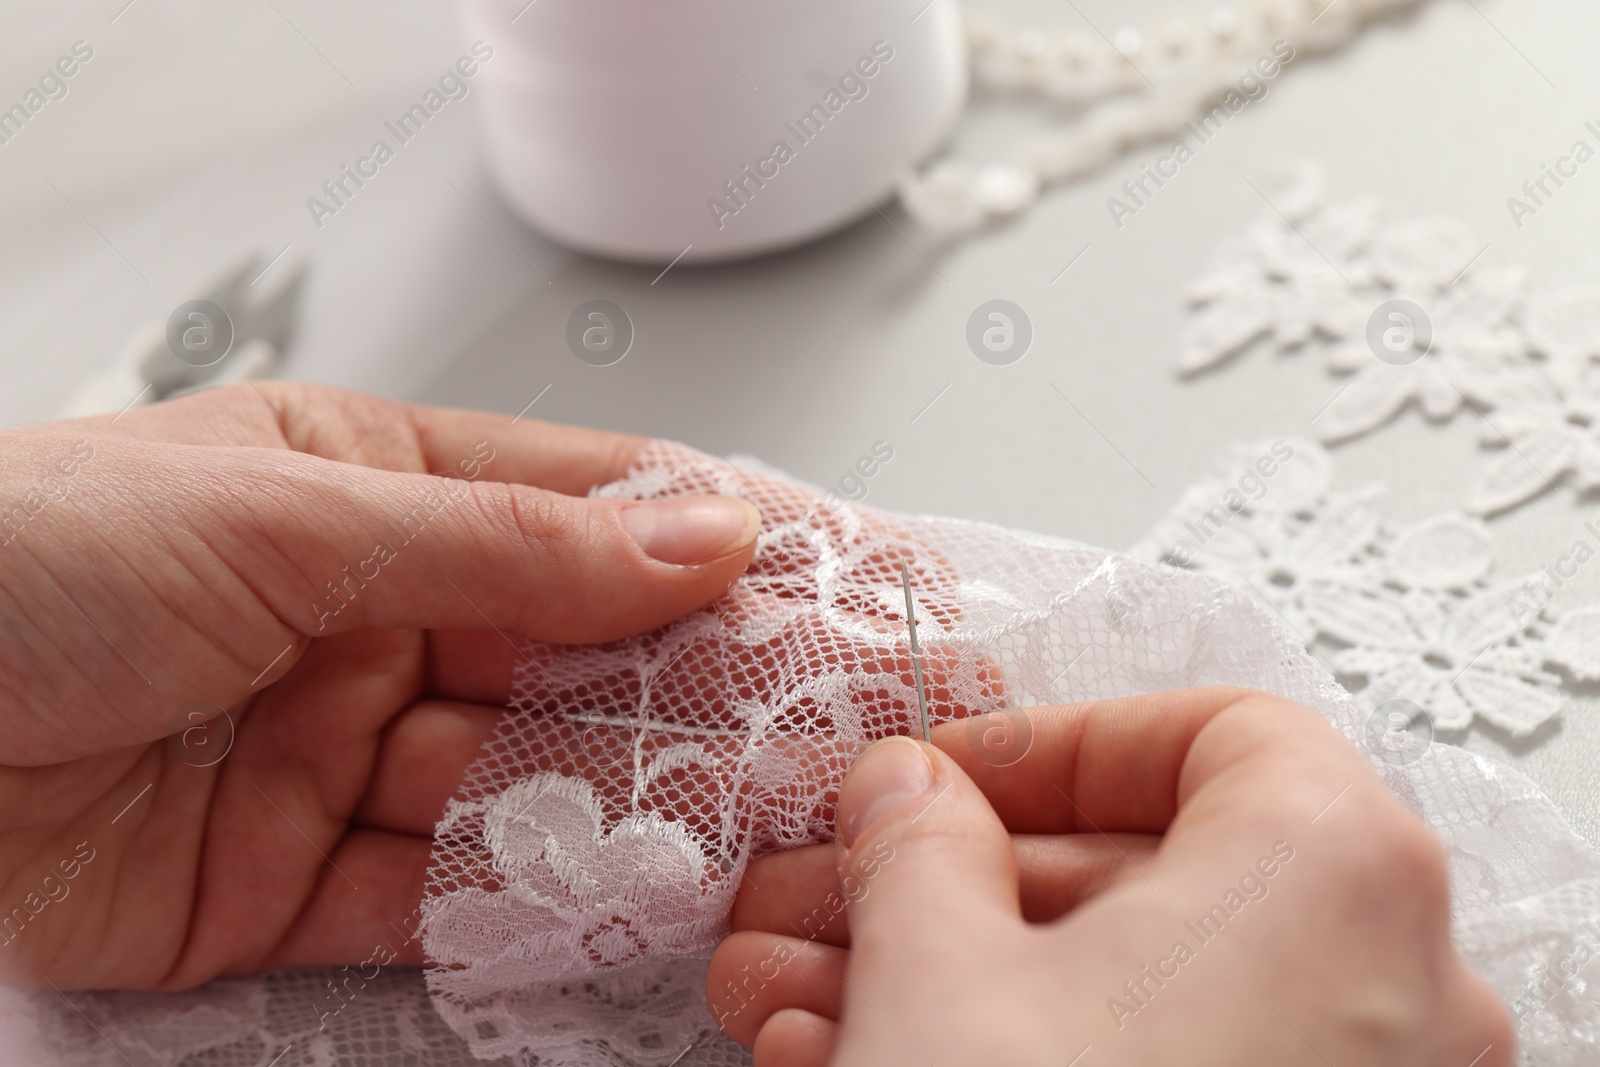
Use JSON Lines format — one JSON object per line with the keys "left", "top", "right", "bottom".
{"left": 0, "top": 382, "right": 760, "bottom": 990}
{"left": 710, "top": 689, "right": 1515, "bottom": 1067}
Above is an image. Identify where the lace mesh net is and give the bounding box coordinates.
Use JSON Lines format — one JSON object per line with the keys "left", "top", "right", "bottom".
{"left": 8, "top": 442, "right": 1599, "bottom": 1066}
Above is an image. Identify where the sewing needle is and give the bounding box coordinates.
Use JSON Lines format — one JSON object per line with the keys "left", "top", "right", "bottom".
{"left": 900, "top": 561, "right": 931, "bottom": 742}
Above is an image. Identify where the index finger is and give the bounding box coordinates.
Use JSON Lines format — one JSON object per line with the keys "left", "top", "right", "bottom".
{"left": 931, "top": 687, "right": 1358, "bottom": 837}
{"left": 241, "top": 383, "right": 652, "bottom": 494}
{"left": 63, "top": 381, "right": 650, "bottom": 495}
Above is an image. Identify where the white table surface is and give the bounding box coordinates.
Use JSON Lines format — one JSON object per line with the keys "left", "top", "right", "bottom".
{"left": 2, "top": 0, "right": 1597, "bottom": 845}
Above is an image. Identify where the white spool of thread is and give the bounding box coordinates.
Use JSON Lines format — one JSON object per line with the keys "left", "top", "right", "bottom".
{"left": 459, "top": 0, "right": 967, "bottom": 264}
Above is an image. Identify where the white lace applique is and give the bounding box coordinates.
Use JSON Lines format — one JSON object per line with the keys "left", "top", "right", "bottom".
{"left": 1177, "top": 167, "right": 1600, "bottom": 516}
{"left": 1135, "top": 437, "right": 1600, "bottom": 737}
{"left": 1470, "top": 307, "right": 1600, "bottom": 514}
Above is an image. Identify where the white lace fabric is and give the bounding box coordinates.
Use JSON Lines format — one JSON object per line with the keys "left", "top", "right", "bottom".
{"left": 1177, "top": 166, "right": 1600, "bottom": 517}
{"left": 1167, "top": 166, "right": 1600, "bottom": 741}
{"left": 413, "top": 442, "right": 1600, "bottom": 1066}
{"left": 1132, "top": 436, "right": 1600, "bottom": 739}
{"left": 0, "top": 966, "right": 502, "bottom": 1067}
{"left": 6, "top": 441, "right": 1598, "bottom": 1066}
{"left": 421, "top": 443, "right": 1007, "bottom": 1063}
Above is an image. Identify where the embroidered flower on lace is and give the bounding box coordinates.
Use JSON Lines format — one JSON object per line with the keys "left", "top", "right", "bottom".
{"left": 1177, "top": 168, "right": 1600, "bottom": 516}
{"left": 1135, "top": 437, "right": 1600, "bottom": 736}
{"left": 425, "top": 774, "right": 725, "bottom": 986}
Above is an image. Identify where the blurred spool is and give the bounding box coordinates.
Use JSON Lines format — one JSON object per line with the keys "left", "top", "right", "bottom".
{"left": 459, "top": 0, "right": 967, "bottom": 264}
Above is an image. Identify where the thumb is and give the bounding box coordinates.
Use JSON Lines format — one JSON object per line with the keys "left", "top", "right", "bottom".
{"left": 228, "top": 450, "right": 761, "bottom": 642}
{"left": 835, "top": 737, "right": 1021, "bottom": 959}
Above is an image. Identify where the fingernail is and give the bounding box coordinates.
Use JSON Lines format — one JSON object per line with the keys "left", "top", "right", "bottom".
{"left": 839, "top": 737, "right": 934, "bottom": 848}
{"left": 621, "top": 495, "right": 760, "bottom": 566}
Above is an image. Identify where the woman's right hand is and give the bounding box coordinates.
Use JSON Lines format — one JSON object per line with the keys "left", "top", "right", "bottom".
{"left": 710, "top": 688, "right": 1515, "bottom": 1067}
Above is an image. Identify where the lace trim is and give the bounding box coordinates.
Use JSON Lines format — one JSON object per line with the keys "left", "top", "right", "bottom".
{"left": 1134, "top": 436, "right": 1600, "bottom": 738}
{"left": 1178, "top": 164, "right": 1600, "bottom": 516}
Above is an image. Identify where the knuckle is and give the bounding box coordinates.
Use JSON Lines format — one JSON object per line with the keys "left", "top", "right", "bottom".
{"left": 1299, "top": 786, "right": 1455, "bottom": 938}
{"left": 876, "top": 807, "right": 1007, "bottom": 883}
{"left": 1361, "top": 800, "right": 1451, "bottom": 901}
{"left": 1222, "top": 688, "right": 1335, "bottom": 736}
{"left": 476, "top": 483, "right": 584, "bottom": 563}
{"left": 598, "top": 433, "right": 647, "bottom": 484}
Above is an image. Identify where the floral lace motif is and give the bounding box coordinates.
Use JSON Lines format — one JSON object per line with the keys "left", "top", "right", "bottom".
{"left": 1134, "top": 437, "right": 1600, "bottom": 737}
{"left": 1179, "top": 166, "right": 1600, "bottom": 517}
{"left": 427, "top": 774, "right": 725, "bottom": 983}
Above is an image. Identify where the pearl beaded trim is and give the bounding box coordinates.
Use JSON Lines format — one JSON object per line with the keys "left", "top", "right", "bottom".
{"left": 899, "top": 0, "right": 1429, "bottom": 230}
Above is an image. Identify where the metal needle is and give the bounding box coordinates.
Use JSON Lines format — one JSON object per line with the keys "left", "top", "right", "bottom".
{"left": 900, "top": 561, "right": 931, "bottom": 742}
